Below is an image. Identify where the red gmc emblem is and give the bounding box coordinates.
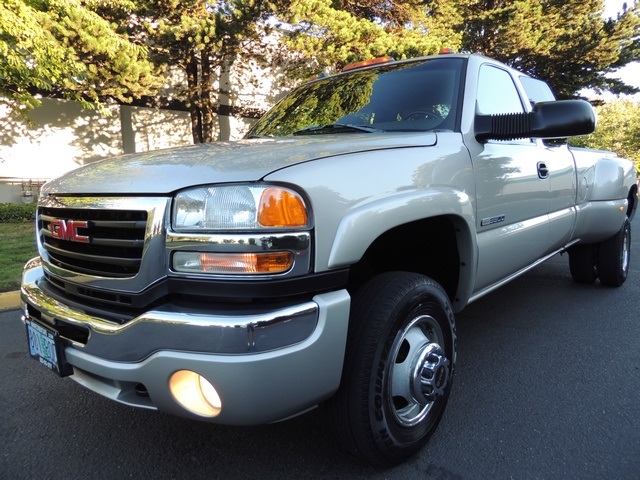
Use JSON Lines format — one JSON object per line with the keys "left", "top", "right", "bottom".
{"left": 49, "top": 219, "right": 90, "bottom": 243}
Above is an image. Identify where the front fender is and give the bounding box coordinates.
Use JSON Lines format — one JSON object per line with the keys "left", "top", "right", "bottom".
{"left": 327, "top": 188, "right": 475, "bottom": 269}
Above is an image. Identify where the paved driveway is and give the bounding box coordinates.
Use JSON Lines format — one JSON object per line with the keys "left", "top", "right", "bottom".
{"left": 1, "top": 219, "right": 639, "bottom": 479}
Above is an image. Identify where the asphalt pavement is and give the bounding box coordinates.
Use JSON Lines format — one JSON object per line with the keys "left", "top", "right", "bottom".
{"left": 1, "top": 218, "right": 639, "bottom": 479}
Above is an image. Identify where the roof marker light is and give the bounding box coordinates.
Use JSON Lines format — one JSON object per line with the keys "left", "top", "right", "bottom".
{"left": 342, "top": 56, "right": 394, "bottom": 72}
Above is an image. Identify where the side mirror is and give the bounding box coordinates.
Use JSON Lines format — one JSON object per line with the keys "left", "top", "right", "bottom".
{"left": 474, "top": 100, "right": 596, "bottom": 143}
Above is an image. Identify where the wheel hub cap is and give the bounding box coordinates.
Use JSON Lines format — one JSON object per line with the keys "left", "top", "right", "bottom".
{"left": 388, "top": 315, "right": 451, "bottom": 427}
{"left": 412, "top": 343, "right": 450, "bottom": 404}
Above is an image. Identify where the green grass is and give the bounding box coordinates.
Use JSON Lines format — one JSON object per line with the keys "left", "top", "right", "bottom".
{"left": 0, "top": 223, "right": 37, "bottom": 292}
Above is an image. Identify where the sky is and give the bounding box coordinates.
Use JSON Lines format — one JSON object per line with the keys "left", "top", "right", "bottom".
{"left": 603, "top": 0, "right": 631, "bottom": 17}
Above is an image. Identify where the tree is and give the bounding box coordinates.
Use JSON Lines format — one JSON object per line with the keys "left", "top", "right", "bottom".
{"left": 6, "top": 0, "right": 636, "bottom": 146}
{"left": 94, "top": 0, "right": 286, "bottom": 143}
{"left": 95, "top": 0, "right": 462, "bottom": 144}
{"left": 0, "top": 0, "right": 160, "bottom": 119}
{"left": 571, "top": 98, "right": 640, "bottom": 175}
{"left": 460, "top": 0, "right": 640, "bottom": 98}
{"left": 280, "top": 0, "right": 462, "bottom": 72}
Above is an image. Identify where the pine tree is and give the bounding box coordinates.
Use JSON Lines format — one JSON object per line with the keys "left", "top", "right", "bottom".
{"left": 0, "top": 0, "right": 160, "bottom": 118}
{"left": 460, "top": 0, "right": 640, "bottom": 98}
{"left": 96, "top": 0, "right": 282, "bottom": 143}
{"left": 280, "top": 0, "right": 461, "bottom": 72}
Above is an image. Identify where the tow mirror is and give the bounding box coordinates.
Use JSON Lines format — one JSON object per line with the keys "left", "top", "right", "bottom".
{"left": 475, "top": 100, "right": 596, "bottom": 143}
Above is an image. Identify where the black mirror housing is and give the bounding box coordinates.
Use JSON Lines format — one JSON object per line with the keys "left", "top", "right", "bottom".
{"left": 475, "top": 100, "right": 596, "bottom": 143}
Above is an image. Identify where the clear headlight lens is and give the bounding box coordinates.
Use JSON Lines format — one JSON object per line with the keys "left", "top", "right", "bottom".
{"left": 173, "top": 184, "right": 308, "bottom": 231}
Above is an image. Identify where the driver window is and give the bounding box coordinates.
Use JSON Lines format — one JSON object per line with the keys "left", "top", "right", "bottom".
{"left": 477, "top": 65, "right": 525, "bottom": 115}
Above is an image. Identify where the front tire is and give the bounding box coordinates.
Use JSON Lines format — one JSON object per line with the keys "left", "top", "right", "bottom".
{"left": 597, "top": 218, "right": 631, "bottom": 287}
{"left": 330, "top": 272, "right": 456, "bottom": 467}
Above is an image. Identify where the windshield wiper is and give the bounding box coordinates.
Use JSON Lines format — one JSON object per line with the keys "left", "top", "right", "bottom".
{"left": 246, "top": 134, "right": 273, "bottom": 139}
{"left": 292, "top": 123, "right": 382, "bottom": 135}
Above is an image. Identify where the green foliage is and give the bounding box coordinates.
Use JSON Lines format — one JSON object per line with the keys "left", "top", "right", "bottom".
{"left": 274, "top": 0, "right": 640, "bottom": 100}
{"left": 460, "top": 0, "right": 640, "bottom": 98}
{"left": 570, "top": 98, "right": 640, "bottom": 175}
{"left": 0, "top": 0, "right": 161, "bottom": 118}
{"left": 94, "top": 0, "right": 281, "bottom": 143}
{"left": 280, "top": 0, "right": 460, "bottom": 71}
{"left": 0, "top": 203, "right": 37, "bottom": 223}
{"left": 0, "top": 222, "right": 36, "bottom": 292}
{"left": 2, "top": 0, "right": 638, "bottom": 142}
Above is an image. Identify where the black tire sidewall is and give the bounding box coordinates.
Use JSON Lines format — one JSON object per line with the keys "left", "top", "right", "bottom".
{"left": 598, "top": 218, "right": 631, "bottom": 286}
{"left": 568, "top": 243, "right": 598, "bottom": 284}
{"left": 346, "top": 273, "right": 456, "bottom": 465}
{"left": 373, "top": 287, "right": 455, "bottom": 446}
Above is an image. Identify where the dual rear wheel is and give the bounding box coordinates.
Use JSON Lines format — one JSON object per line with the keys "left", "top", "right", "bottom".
{"left": 569, "top": 218, "right": 631, "bottom": 287}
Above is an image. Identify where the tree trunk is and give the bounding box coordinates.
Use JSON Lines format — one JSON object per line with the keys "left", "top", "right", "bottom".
{"left": 217, "top": 53, "right": 235, "bottom": 142}
{"left": 201, "top": 47, "right": 215, "bottom": 143}
{"left": 119, "top": 105, "right": 136, "bottom": 154}
{"left": 186, "top": 50, "right": 203, "bottom": 144}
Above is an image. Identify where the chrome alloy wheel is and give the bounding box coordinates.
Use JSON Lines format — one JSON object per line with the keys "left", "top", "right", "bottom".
{"left": 388, "top": 315, "right": 450, "bottom": 427}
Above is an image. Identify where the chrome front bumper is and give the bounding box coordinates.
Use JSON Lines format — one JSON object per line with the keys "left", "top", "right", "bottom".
{"left": 21, "top": 258, "right": 351, "bottom": 424}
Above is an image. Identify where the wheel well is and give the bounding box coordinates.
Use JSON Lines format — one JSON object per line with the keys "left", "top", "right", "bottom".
{"left": 347, "top": 216, "right": 461, "bottom": 301}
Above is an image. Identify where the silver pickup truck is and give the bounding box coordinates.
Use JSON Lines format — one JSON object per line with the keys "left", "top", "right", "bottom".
{"left": 21, "top": 53, "right": 638, "bottom": 466}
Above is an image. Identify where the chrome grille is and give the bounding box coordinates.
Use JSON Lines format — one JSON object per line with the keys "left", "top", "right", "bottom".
{"left": 39, "top": 207, "right": 147, "bottom": 278}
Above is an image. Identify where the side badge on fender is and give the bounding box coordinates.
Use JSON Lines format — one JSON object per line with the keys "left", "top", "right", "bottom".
{"left": 480, "top": 215, "right": 506, "bottom": 227}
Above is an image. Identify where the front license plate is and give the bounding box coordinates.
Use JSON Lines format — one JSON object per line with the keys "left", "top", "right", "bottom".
{"left": 25, "top": 318, "right": 72, "bottom": 377}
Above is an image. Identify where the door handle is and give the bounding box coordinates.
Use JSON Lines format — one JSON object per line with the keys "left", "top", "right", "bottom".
{"left": 537, "top": 162, "right": 549, "bottom": 179}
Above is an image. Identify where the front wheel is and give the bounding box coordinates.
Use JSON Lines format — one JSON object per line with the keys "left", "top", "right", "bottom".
{"left": 329, "top": 272, "right": 456, "bottom": 467}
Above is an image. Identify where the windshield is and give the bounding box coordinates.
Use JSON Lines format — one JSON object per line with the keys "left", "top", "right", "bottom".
{"left": 247, "top": 58, "right": 465, "bottom": 138}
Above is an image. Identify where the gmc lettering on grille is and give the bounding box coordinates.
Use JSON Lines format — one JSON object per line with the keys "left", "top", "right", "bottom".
{"left": 49, "top": 219, "right": 90, "bottom": 243}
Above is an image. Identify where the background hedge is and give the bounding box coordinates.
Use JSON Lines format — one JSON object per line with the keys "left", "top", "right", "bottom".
{"left": 0, "top": 203, "right": 37, "bottom": 223}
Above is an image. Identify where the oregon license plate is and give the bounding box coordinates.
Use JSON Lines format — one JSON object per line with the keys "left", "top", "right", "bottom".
{"left": 25, "top": 318, "right": 72, "bottom": 377}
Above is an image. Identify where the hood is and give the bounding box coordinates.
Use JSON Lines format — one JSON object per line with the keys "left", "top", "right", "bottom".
{"left": 41, "top": 132, "right": 437, "bottom": 195}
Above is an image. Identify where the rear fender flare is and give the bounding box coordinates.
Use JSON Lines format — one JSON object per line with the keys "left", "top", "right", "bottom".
{"left": 587, "top": 157, "right": 637, "bottom": 203}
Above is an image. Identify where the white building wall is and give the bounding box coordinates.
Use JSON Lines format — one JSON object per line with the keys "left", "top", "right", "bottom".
{"left": 0, "top": 98, "right": 193, "bottom": 203}
{"left": 0, "top": 34, "right": 299, "bottom": 204}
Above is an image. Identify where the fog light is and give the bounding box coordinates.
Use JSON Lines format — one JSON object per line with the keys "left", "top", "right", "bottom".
{"left": 169, "top": 370, "right": 222, "bottom": 418}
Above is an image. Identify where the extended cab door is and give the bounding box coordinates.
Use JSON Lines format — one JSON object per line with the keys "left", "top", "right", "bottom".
{"left": 519, "top": 76, "right": 577, "bottom": 251}
{"left": 468, "top": 64, "right": 574, "bottom": 293}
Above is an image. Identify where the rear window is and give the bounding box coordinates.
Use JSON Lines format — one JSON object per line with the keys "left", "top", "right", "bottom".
{"left": 520, "top": 76, "right": 556, "bottom": 105}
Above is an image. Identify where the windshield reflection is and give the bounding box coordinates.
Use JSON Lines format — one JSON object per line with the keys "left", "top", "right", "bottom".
{"left": 247, "top": 58, "right": 465, "bottom": 138}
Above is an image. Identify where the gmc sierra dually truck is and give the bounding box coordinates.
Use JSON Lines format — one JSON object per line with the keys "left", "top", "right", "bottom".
{"left": 21, "top": 53, "right": 638, "bottom": 466}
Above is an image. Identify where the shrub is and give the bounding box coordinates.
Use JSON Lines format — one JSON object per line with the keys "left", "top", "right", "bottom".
{"left": 0, "top": 203, "right": 37, "bottom": 223}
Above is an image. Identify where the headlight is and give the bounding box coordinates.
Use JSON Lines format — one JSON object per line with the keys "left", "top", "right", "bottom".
{"left": 173, "top": 184, "right": 308, "bottom": 231}
{"left": 170, "top": 184, "right": 310, "bottom": 276}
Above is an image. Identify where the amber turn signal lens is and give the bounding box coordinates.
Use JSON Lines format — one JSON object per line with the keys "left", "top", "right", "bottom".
{"left": 342, "top": 56, "right": 394, "bottom": 72}
{"left": 199, "top": 251, "right": 294, "bottom": 274}
{"left": 258, "top": 187, "right": 308, "bottom": 227}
